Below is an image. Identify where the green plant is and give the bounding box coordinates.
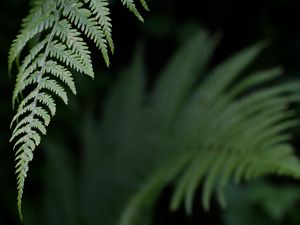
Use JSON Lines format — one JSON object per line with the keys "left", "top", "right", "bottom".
{"left": 8, "top": 0, "right": 148, "bottom": 219}
{"left": 224, "top": 181, "right": 300, "bottom": 225}
{"left": 113, "top": 32, "right": 300, "bottom": 225}
{"left": 33, "top": 30, "right": 300, "bottom": 225}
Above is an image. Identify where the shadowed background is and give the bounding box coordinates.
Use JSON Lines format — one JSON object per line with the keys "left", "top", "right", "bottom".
{"left": 1, "top": 0, "right": 300, "bottom": 224}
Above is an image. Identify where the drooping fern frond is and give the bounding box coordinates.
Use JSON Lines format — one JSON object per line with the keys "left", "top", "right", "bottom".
{"left": 8, "top": 0, "right": 148, "bottom": 219}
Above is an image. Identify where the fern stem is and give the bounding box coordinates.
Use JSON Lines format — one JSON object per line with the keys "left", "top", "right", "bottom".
{"left": 27, "top": 10, "right": 61, "bottom": 123}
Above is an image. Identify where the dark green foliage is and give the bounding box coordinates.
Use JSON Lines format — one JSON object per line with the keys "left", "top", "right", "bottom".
{"left": 224, "top": 181, "right": 300, "bottom": 225}
{"left": 29, "top": 30, "right": 300, "bottom": 225}
{"left": 2, "top": 1, "right": 300, "bottom": 224}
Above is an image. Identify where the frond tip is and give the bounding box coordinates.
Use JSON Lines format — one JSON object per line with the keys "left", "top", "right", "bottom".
{"left": 9, "top": 0, "right": 148, "bottom": 219}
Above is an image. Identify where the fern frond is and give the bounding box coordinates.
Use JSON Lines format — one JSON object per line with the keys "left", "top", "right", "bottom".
{"left": 9, "top": 0, "right": 148, "bottom": 219}
{"left": 169, "top": 49, "right": 300, "bottom": 214}
{"left": 150, "top": 31, "right": 219, "bottom": 129}
{"left": 114, "top": 32, "right": 300, "bottom": 225}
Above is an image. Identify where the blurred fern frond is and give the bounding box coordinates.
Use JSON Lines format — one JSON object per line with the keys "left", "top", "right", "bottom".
{"left": 224, "top": 181, "right": 300, "bottom": 225}
{"left": 41, "top": 30, "right": 300, "bottom": 225}
{"left": 104, "top": 30, "right": 300, "bottom": 225}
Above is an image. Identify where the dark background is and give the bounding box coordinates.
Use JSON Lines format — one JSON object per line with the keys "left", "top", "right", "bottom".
{"left": 2, "top": 0, "right": 300, "bottom": 224}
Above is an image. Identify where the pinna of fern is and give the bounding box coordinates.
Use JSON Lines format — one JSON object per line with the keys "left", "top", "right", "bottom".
{"left": 8, "top": 0, "right": 148, "bottom": 220}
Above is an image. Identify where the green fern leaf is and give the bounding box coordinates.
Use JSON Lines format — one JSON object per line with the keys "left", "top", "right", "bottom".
{"left": 9, "top": 0, "right": 148, "bottom": 219}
